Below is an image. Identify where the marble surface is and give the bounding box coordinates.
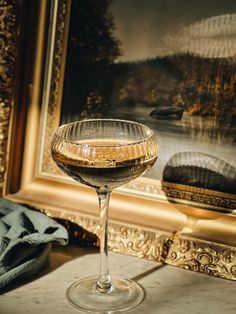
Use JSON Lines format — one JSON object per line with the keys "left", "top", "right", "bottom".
{"left": 1, "top": 244, "right": 236, "bottom": 314}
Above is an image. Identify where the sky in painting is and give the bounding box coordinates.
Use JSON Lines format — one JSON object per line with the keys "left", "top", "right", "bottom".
{"left": 110, "top": 0, "right": 236, "bottom": 61}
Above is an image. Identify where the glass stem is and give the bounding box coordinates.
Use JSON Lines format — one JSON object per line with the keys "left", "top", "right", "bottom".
{"left": 96, "top": 190, "right": 112, "bottom": 293}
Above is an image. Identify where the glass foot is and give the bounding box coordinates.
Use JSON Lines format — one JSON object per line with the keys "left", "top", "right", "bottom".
{"left": 66, "top": 275, "right": 145, "bottom": 313}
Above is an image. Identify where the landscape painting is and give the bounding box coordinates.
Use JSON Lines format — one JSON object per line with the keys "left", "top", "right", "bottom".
{"left": 61, "top": 0, "right": 236, "bottom": 196}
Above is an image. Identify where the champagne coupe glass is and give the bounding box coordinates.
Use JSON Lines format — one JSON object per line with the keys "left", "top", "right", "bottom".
{"left": 51, "top": 119, "right": 158, "bottom": 313}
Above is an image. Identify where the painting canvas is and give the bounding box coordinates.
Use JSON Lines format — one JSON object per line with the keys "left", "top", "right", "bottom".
{"left": 60, "top": 0, "right": 236, "bottom": 196}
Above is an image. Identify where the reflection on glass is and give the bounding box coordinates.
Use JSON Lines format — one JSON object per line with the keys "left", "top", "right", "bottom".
{"left": 163, "top": 152, "right": 236, "bottom": 195}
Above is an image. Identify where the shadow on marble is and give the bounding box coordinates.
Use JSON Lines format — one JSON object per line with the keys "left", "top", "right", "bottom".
{"left": 131, "top": 263, "right": 166, "bottom": 282}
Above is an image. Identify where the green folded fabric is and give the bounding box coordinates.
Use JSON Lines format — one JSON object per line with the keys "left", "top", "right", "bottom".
{"left": 0, "top": 198, "right": 68, "bottom": 290}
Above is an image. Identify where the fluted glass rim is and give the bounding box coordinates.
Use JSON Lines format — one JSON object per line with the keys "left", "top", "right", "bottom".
{"left": 53, "top": 118, "right": 156, "bottom": 148}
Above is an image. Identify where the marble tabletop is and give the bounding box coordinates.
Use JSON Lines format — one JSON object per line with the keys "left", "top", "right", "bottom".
{"left": 1, "top": 244, "right": 236, "bottom": 314}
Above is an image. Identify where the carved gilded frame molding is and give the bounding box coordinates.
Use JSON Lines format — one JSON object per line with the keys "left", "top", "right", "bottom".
{"left": 2, "top": 0, "right": 236, "bottom": 281}
{"left": 0, "top": 0, "right": 21, "bottom": 194}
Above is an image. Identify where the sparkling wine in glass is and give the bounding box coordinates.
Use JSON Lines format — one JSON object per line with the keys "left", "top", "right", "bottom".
{"left": 51, "top": 119, "right": 158, "bottom": 313}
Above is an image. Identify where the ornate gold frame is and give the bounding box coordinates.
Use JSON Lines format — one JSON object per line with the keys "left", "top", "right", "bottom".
{"left": 0, "top": 0, "right": 21, "bottom": 195}
{"left": 1, "top": 0, "right": 236, "bottom": 281}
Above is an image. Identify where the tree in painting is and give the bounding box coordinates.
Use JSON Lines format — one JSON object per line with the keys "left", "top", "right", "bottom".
{"left": 67, "top": 0, "right": 120, "bottom": 66}
{"left": 62, "top": 0, "right": 121, "bottom": 122}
